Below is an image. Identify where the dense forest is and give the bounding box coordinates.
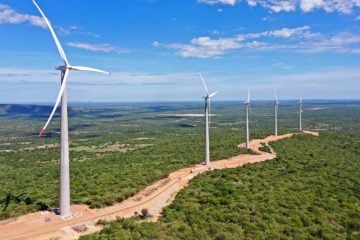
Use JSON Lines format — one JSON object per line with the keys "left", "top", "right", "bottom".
{"left": 81, "top": 132, "right": 360, "bottom": 240}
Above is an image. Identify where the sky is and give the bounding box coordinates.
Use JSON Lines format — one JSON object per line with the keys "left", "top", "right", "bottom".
{"left": 0, "top": 0, "right": 359, "bottom": 103}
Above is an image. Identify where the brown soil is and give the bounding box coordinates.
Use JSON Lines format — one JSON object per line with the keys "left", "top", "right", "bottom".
{"left": 302, "top": 130, "right": 319, "bottom": 136}
{"left": 0, "top": 131, "right": 318, "bottom": 240}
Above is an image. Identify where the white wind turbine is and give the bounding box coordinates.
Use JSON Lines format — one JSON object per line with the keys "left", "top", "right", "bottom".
{"left": 274, "top": 88, "right": 279, "bottom": 137}
{"left": 299, "top": 95, "right": 303, "bottom": 131}
{"left": 198, "top": 73, "right": 218, "bottom": 167}
{"left": 33, "top": 0, "right": 110, "bottom": 219}
{"left": 244, "top": 89, "right": 250, "bottom": 149}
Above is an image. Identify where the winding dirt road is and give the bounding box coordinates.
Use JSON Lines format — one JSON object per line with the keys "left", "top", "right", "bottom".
{"left": 0, "top": 132, "right": 317, "bottom": 240}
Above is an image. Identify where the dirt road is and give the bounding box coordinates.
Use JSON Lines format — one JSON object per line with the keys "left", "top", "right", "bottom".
{"left": 0, "top": 132, "right": 317, "bottom": 240}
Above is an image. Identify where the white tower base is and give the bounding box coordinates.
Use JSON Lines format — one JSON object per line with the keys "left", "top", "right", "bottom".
{"left": 60, "top": 76, "right": 71, "bottom": 219}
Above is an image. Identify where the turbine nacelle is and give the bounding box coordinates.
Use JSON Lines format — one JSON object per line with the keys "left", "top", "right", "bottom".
{"left": 55, "top": 65, "right": 67, "bottom": 71}
{"left": 208, "top": 91, "right": 218, "bottom": 98}
{"left": 55, "top": 65, "right": 110, "bottom": 75}
{"left": 203, "top": 92, "right": 218, "bottom": 100}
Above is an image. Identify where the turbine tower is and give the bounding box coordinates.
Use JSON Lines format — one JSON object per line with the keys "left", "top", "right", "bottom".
{"left": 33, "top": 0, "right": 110, "bottom": 219}
{"left": 245, "top": 89, "right": 250, "bottom": 149}
{"left": 274, "top": 88, "right": 279, "bottom": 137}
{"left": 299, "top": 96, "right": 303, "bottom": 131}
{"left": 198, "top": 73, "right": 218, "bottom": 167}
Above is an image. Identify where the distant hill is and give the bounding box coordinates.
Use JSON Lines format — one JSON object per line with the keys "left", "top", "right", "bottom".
{"left": 0, "top": 104, "right": 59, "bottom": 119}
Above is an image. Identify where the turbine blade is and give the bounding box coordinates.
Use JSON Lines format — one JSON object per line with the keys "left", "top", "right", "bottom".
{"left": 274, "top": 88, "right": 278, "bottom": 102}
{"left": 39, "top": 69, "right": 70, "bottom": 136}
{"left": 209, "top": 91, "right": 218, "bottom": 98}
{"left": 71, "top": 66, "right": 110, "bottom": 75}
{"left": 198, "top": 72, "right": 209, "bottom": 95}
{"left": 247, "top": 88, "right": 250, "bottom": 103}
{"left": 33, "top": 0, "right": 69, "bottom": 65}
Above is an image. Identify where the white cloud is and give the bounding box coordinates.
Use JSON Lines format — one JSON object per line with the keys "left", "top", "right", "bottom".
{"left": 155, "top": 26, "right": 360, "bottom": 58}
{"left": 263, "top": 0, "right": 297, "bottom": 13}
{"left": 258, "top": 31, "right": 360, "bottom": 54}
{"left": 0, "top": 4, "right": 100, "bottom": 38}
{"left": 3, "top": 67, "right": 359, "bottom": 85}
{"left": 166, "top": 38, "right": 266, "bottom": 58}
{"left": 166, "top": 36, "right": 245, "bottom": 58}
{"left": 275, "top": 68, "right": 360, "bottom": 82}
{"left": 198, "top": 0, "right": 237, "bottom": 5}
{"left": 152, "top": 41, "right": 161, "bottom": 47}
{"left": 57, "top": 25, "right": 100, "bottom": 38}
{"left": 57, "top": 26, "right": 85, "bottom": 36}
{"left": 1, "top": 67, "right": 359, "bottom": 101}
{"left": 0, "top": 68, "right": 202, "bottom": 102}
{"left": 0, "top": 4, "right": 46, "bottom": 28}
{"left": 300, "top": 32, "right": 360, "bottom": 53}
{"left": 158, "top": 26, "right": 322, "bottom": 58}
{"left": 0, "top": 67, "right": 188, "bottom": 86}
{"left": 299, "top": 0, "right": 360, "bottom": 14}
{"left": 300, "top": 0, "right": 325, "bottom": 12}
{"left": 67, "top": 42, "right": 129, "bottom": 54}
{"left": 199, "top": 0, "right": 360, "bottom": 14}
{"left": 269, "top": 25, "right": 310, "bottom": 38}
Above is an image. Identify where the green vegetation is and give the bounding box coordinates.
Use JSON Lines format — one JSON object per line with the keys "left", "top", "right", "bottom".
{"left": 259, "top": 142, "right": 272, "bottom": 153}
{"left": 81, "top": 132, "right": 360, "bottom": 240}
{"left": 0, "top": 100, "right": 359, "bottom": 231}
{"left": 0, "top": 102, "right": 251, "bottom": 219}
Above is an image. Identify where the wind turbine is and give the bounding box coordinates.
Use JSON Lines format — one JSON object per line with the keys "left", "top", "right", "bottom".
{"left": 274, "top": 88, "right": 279, "bottom": 137}
{"left": 299, "top": 96, "right": 303, "bottom": 131}
{"left": 33, "top": 0, "right": 110, "bottom": 219}
{"left": 245, "top": 89, "right": 250, "bottom": 149}
{"left": 198, "top": 73, "right": 218, "bottom": 167}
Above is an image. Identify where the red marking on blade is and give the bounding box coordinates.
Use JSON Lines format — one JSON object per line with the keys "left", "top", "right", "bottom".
{"left": 38, "top": 129, "right": 46, "bottom": 137}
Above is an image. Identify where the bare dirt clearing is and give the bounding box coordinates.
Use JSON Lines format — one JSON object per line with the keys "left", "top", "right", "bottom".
{"left": 0, "top": 131, "right": 318, "bottom": 240}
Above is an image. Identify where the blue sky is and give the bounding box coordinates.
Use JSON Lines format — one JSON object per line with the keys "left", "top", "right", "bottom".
{"left": 0, "top": 0, "right": 359, "bottom": 102}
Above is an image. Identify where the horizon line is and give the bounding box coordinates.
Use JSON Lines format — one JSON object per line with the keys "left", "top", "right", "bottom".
{"left": 1, "top": 99, "right": 360, "bottom": 105}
